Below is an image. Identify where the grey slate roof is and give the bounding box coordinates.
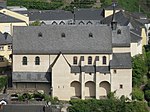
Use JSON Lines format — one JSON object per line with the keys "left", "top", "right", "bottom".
{"left": 13, "top": 25, "right": 112, "bottom": 54}
{"left": 0, "top": 32, "right": 12, "bottom": 45}
{"left": 1, "top": 104, "right": 44, "bottom": 112}
{"left": 135, "top": 19, "right": 150, "bottom": 25}
{"left": 12, "top": 72, "right": 51, "bottom": 82}
{"left": 112, "top": 26, "right": 131, "bottom": 47}
{"left": 110, "top": 53, "right": 132, "bottom": 69}
{"left": 130, "top": 31, "right": 142, "bottom": 43}
{"left": 0, "top": 12, "right": 24, "bottom": 23}
{"left": 28, "top": 10, "right": 73, "bottom": 21}
{"left": 131, "top": 12, "right": 147, "bottom": 19}
{"left": 71, "top": 66, "right": 110, "bottom": 73}
{"left": 74, "top": 8, "right": 104, "bottom": 20}
{"left": 1, "top": 104, "right": 61, "bottom": 112}
{"left": 0, "top": 1, "right": 6, "bottom": 8}
{"left": 101, "top": 11, "right": 130, "bottom": 26}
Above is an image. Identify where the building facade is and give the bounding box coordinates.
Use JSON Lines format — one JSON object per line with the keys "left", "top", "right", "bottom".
{"left": 12, "top": 21, "right": 132, "bottom": 100}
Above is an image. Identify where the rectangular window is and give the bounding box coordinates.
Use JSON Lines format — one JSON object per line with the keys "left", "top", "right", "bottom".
{"left": 8, "top": 45, "right": 12, "bottom": 50}
{"left": 0, "top": 46, "right": 4, "bottom": 51}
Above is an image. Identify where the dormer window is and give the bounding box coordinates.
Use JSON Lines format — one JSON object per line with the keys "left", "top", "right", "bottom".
{"left": 61, "top": 33, "right": 65, "bottom": 38}
{"left": 79, "top": 21, "right": 85, "bottom": 25}
{"left": 52, "top": 21, "right": 57, "bottom": 25}
{"left": 38, "top": 32, "right": 42, "bottom": 37}
{"left": 117, "top": 29, "right": 121, "bottom": 34}
{"left": 89, "top": 33, "right": 93, "bottom": 38}
{"left": 87, "top": 21, "right": 92, "bottom": 25}
{"left": 59, "top": 21, "right": 65, "bottom": 25}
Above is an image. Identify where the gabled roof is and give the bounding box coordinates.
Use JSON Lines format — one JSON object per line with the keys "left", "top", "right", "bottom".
{"left": 101, "top": 10, "right": 130, "bottom": 26}
{"left": 74, "top": 8, "right": 104, "bottom": 20}
{"left": 28, "top": 10, "right": 73, "bottom": 21}
{"left": 0, "top": 12, "right": 24, "bottom": 23}
{"left": 112, "top": 26, "right": 131, "bottom": 47}
{"left": 110, "top": 53, "right": 132, "bottom": 69}
{"left": 0, "top": 32, "right": 12, "bottom": 45}
{"left": 13, "top": 25, "right": 112, "bottom": 54}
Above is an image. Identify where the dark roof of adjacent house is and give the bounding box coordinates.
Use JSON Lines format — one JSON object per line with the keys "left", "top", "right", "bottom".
{"left": 131, "top": 12, "right": 147, "bottom": 19}
{"left": 112, "top": 26, "right": 131, "bottom": 47}
{"left": 28, "top": 10, "right": 73, "bottom": 21}
{"left": 13, "top": 25, "right": 112, "bottom": 54}
{"left": 130, "top": 31, "right": 142, "bottom": 43}
{"left": 0, "top": 1, "right": 6, "bottom": 9}
{"left": 1, "top": 104, "right": 61, "bottom": 112}
{"left": 0, "top": 13, "right": 24, "bottom": 23}
{"left": 74, "top": 8, "right": 104, "bottom": 20}
{"left": 0, "top": 32, "right": 12, "bottom": 45}
{"left": 101, "top": 10, "right": 130, "bottom": 26}
{"left": 135, "top": 19, "right": 150, "bottom": 25}
{"left": 104, "top": 3, "right": 123, "bottom": 10}
{"left": 1, "top": 104, "right": 44, "bottom": 112}
{"left": 110, "top": 53, "right": 132, "bottom": 69}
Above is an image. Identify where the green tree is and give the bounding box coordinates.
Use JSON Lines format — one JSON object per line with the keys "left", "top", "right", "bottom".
{"left": 132, "top": 87, "right": 144, "bottom": 101}
{"left": 132, "top": 54, "right": 148, "bottom": 87}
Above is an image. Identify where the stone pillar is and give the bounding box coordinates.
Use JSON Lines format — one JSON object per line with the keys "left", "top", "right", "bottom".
{"left": 81, "top": 72, "right": 85, "bottom": 100}
{"left": 95, "top": 72, "right": 99, "bottom": 99}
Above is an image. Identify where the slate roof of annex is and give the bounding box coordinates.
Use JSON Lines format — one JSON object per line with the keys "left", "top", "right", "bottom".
{"left": 28, "top": 10, "right": 73, "bottom": 21}
{"left": 112, "top": 26, "right": 131, "bottom": 47}
{"left": 74, "top": 8, "right": 104, "bottom": 20}
{"left": 110, "top": 53, "right": 132, "bottom": 69}
{"left": 13, "top": 25, "right": 112, "bottom": 54}
{"left": 130, "top": 31, "right": 142, "bottom": 43}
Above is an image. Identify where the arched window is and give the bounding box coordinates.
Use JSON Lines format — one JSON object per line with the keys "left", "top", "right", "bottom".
{"left": 22, "top": 56, "right": 27, "bottom": 65}
{"left": 148, "top": 32, "right": 150, "bottom": 37}
{"left": 35, "top": 56, "right": 40, "bottom": 65}
{"left": 88, "top": 56, "right": 92, "bottom": 64}
{"left": 73, "top": 56, "right": 77, "bottom": 65}
{"left": 117, "top": 29, "right": 121, "bottom": 34}
{"left": 102, "top": 56, "right": 106, "bottom": 64}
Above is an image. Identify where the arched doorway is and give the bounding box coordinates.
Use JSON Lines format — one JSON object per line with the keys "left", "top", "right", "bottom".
{"left": 99, "top": 81, "right": 110, "bottom": 98}
{"left": 85, "top": 81, "right": 95, "bottom": 98}
{"left": 70, "top": 81, "right": 81, "bottom": 98}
